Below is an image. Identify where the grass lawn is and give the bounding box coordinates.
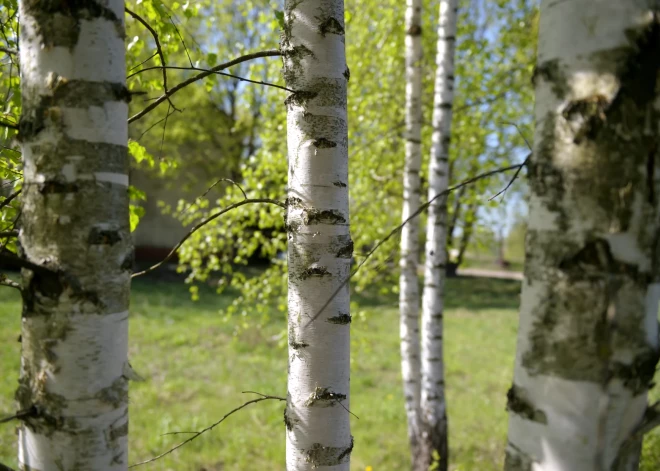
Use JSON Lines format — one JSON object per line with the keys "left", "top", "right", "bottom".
{"left": 1, "top": 275, "right": 658, "bottom": 470}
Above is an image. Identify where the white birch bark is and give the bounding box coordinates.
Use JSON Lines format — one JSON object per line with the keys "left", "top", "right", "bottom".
{"left": 418, "top": 1, "right": 458, "bottom": 470}
{"left": 400, "top": 0, "right": 424, "bottom": 460}
{"left": 505, "top": 2, "right": 660, "bottom": 470}
{"left": 16, "top": 1, "right": 132, "bottom": 469}
{"left": 281, "top": 0, "right": 353, "bottom": 469}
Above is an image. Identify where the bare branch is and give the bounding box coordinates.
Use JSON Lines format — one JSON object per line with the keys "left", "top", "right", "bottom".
{"left": 132, "top": 198, "right": 286, "bottom": 278}
{"left": 0, "top": 274, "right": 20, "bottom": 290}
{"left": 304, "top": 162, "right": 526, "bottom": 328}
{"left": 128, "top": 50, "right": 283, "bottom": 124}
{"left": 129, "top": 392, "right": 285, "bottom": 468}
{"left": 502, "top": 121, "right": 533, "bottom": 151}
{"left": 129, "top": 64, "right": 293, "bottom": 94}
{"left": 179, "top": 178, "right": 248, "bottom": 219}
{"left": 0, "top": 252, "right": 57, "bottom": 277}
{"left": 0, "top": 231, "right": 17, "bottom": 238}
{"left": 0, "top": 190, "right": 20, "bottom": 213}
{"left": 125, "top": 7, "right": 179, "bottom": 112}
{"left": 0, "top": 46, "right": 16, "bottom": 56}
{"left": 489, "top": 152, "right": 530, "bottom": 201}
{"left": 0, "top": 406, "right": 34, "bottom": 425}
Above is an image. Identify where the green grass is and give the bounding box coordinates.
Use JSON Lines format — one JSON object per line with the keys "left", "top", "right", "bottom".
{"left": 0, "top": 276, "right": 658, "bottom": 470}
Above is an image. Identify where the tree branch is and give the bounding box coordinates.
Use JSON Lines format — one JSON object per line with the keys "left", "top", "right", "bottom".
{"left": 0, "top": 462, "right": 16, "bottom": 471}
{"left": 0, "top": 45, "right": 16, "bottom": 56}
{"left": 125, "top": 7, "right": 179, "bottom": 112}
{"left": 0, "top": 231, "right": 17, "bottom": 238}
{"left": 304, "top": 162, "right": 526, "bottom": 328}
{"left": 489, "top": 152, "right": 530, "bottom": 201}
{"left": 0, "top": 190, "right": 20, "bottom": 212}
{"left": 0, "top": 252, "right": 57, "bottom": 277}
{"left": 132, "top": 197, "right": 286, "bottom": 278}
{"left": 129, "top": 64, "right": 293, "bottom": 94}
{"left": 0, "top": 273, "right": 19, "bottom": 290}
{"left": 128, "top": 49, "right": 283, "bottom": 124}
{"left": 129, "top": 392, "right": 285, "bottom": 468}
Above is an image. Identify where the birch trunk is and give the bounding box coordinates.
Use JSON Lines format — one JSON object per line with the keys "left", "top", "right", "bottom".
{"left": 16, "top": 1, "right": 131, "bottom": 469}
{"left": 505, "top": 1, "right": 660, "bottom": 470}
{"left": 400, "top": 0, "right": 423, "bottom": 460}
{"left": 417, "top": 1, "right": 458, "bottom": 470}
{"left": 281, "top": 0, "right": 353, "bottom": 469}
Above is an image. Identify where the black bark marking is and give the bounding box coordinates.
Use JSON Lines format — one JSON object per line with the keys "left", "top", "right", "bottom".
{"left": 303, "top": 209, "right": 346, "bottom": 225}
{"left": 284, "top": 90, "right": 318, "bottom": 107}
{"left": 336, "top": 240, "right": 353, "bottom": 258}
{"left": 327, "top": 313, "right": 352, "bottom": 325}
{"left": 22, "top": 0, "right": 124, "bottom": 49}
{"left": 38, "top": 181, "right": 78, "bottom": 195}
{"left": 318, "top": 17, "right": 344, "bottom": 36}
{"left": 506, "top": 384, "right": 548, "bottom": 424}
{"left": 300, "top": 266, "right": 330, "bottom": 279}
{"left": 313, "top": 138, "right": 337, "bottom": 148}
{"left": 88, "top": 228, "right": 122, "bottom": 246}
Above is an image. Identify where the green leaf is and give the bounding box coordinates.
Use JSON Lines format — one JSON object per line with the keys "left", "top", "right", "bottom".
{"left": 274, "top": 10, "right": 285, "bottom": 30}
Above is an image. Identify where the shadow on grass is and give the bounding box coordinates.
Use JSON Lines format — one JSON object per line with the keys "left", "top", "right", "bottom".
{"left": 445, "top": 276, "right": 521, "bottom": 311}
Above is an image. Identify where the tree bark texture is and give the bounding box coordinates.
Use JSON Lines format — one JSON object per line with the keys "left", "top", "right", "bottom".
{"left": 16, "top": 1, "right": 132, "bottom": 469}
{"left": 505, "top": 2, "right": 660, "bottom": 470}
{"left": 281, "top": 0, "right": 353, "bottom": 469}
{"left": 400, "top": 0, "right": 424, "bottom": 462}
{"left": 417, "top": 1, "right": 458, "bottom": 470}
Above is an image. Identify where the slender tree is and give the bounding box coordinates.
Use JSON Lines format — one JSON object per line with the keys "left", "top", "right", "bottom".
{"left": 505, "top": 1, "right": 660, "bottom": 469}
{"left": 418, "top": 1, "right": 458, "bottom": 470}
{"left": 281, "top": 0, "right": 353, "bottom": 469}
{"left": 16, "top": 0, "right": 132, "bottom": 468}
{"left": 400, "top": 0, "right": 424, "bottom": 461}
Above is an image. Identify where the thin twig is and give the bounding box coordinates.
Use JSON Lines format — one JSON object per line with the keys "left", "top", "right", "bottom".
{"left": 128, "top": 50, "right": 282, "bottom": 124}
{"left": 128, "top": 64, "right": 293, "bottom": 94}
{"left": 169, "top": 15, "right": 194, "bottom": 68}
{"left": 129, "top": 52, "right": 158, "bottom": 72}
{"left": 304, "top": 162, "right": 525, "bottom": 328}
{"left": 0, "top": 190, "right": 20, "bottom": 211}
{"left": 0, "top": 45, "right": 16, "bottom": 56}
{"left": 132, "top": 198, "right": 286, "bottom": 278}
{"left": 502, "top": 121, "right": 532, "bottom": 151}
{"left": 0, "top": 407, "right": 33, "bottom": 424}
{"left": 488, "top": 152, "right": 530, "bottom": 201}
{"left": 179, "top": 178, "right": 248, "bottom": 218}
{"left": 125, "top": 7, "right": 179, "bottom": 112}
{"left": 129, "top": 392, "right": 285, "bottom": 468}
{"left": 0, "top": 274, "right": 20, "bottom": 290}
{"left": 137, "top": 106, "right": 178, "bottom": 141}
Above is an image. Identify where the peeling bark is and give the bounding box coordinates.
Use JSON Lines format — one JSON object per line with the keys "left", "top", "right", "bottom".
{"left": 505, "top": 2, "right": 660, "bottom": 470}
{"left": 16, "top": 0, "right": 131, "bottom": 469}
{"left": 282, "top": 0, "right": 352, "bottom": 469}
{"left": 417, "top": 1, "right": 458, "bottom": 470}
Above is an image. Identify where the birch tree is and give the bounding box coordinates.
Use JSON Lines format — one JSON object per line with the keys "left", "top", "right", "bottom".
{"left": 505, "top": 1, "right": 660, "bottom": 469}
{"left": 400, "top": 0, "right": 424, "bottom": 460}
{"left": 418, "top": 1, "right": 458, "bottom": 470}
{"left": 281, "top": 0, "right": 353, "bottom": 469}
{"left": 16, "top": 0, "right": 132, "bottom": 468}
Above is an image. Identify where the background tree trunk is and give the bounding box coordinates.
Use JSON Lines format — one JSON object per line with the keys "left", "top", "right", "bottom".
{"left": 417, "top": 0, "right": 458, "bottom": 470}
{"left": 400, "top": 0, "right": 423, "bottom": 461}
{"left": 16, "top": 0, "right": 132, "bottom": 469}
{"left": 505, "top": 1, "right": 660, "bottom": 469}
{"left": 281, "top": 0, "right": 353, "bottom": 469}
